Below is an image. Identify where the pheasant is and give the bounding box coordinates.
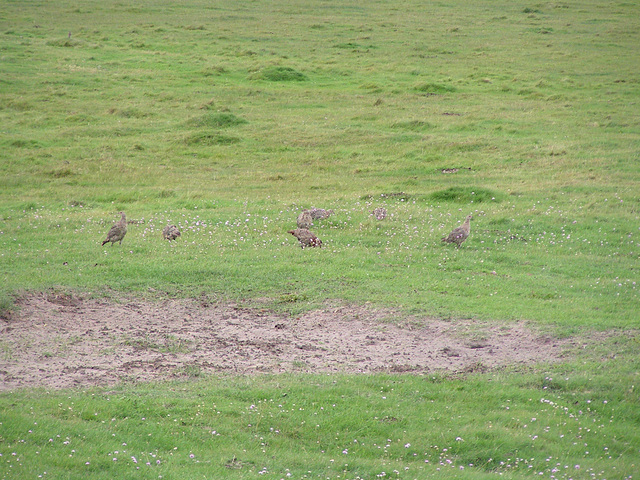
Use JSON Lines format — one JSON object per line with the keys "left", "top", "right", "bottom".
{"left": 442, "top": 215, "right": 472, "bottom": 248}
{"left": 162, "top": 224, "right": 181, "bottom": 241}
{"left": 102, "top": 212, "right": 127, "bottom": 246}
{"left": 288, "top": 228, "right": 322, "bottom": 248}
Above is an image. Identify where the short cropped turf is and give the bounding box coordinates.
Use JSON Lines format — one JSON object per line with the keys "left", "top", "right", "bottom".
{"left": 0, "top": 0, "right": 638, "bottom": 478}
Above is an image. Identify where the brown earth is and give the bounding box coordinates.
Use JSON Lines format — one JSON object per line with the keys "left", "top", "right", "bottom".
{"left": 0, "top": 292, "right": 592, "bottom": 391}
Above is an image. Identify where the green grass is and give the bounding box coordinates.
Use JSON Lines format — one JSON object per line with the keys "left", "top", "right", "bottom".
{"left": 0, "top": 0, "right": 638, "bottom": 478}
{"left": 1, "top": 341, "right": 638, "bottom": 479}
{"left": 0, "top": 199, "right": 636, "bottom": 326}
{"left": 1, "top": 0, "right": 637, "bottom": 327}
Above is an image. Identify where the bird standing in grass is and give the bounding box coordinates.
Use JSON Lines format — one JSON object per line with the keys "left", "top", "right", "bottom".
{"left": 297, "top": 210, "right": 313, "bottom": 229}
{"left": 101, "top": 212, "right": 127, "bottom": 246}
{"left": 442, "top": 215, "right": 472, "bottom": 248}
{"left": 162, "top": 224, "right": 181, "bottom": 241}
{"left": 309, "top": 208, "right": 334, "bottom": 220}
{"left": 288, "top": 228, "right": 322, "bottom": 248}
{"left": 372, "top": 207, "right": 387, "bottom": 220}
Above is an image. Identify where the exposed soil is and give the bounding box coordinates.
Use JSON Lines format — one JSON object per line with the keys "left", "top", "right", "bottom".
{"left": 0, "top": 292, "right": 591, "bottom": 391}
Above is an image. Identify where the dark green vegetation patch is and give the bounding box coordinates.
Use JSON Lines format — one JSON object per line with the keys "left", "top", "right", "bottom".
{"left": 184, "top": 132, "right": 241, "bottom": 145}
{"left": 430, "top": 187, "right": 505, "bottom": 203}
{"left": 252, "top": 66, "right": 308, "bottom": 82}
{"left": 186, "top": 112, "right": 248, "bottom": 128}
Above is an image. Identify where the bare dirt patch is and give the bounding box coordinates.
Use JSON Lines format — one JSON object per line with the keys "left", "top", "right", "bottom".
{"left": 0, "top": 293, "right": 588, "bottom": 391}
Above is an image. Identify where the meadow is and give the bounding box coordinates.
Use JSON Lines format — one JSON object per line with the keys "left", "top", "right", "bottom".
{"left": 0, "top": 0, "right": 639, "bottom": 478}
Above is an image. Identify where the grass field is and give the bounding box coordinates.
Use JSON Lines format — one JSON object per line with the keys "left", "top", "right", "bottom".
{"left": 0, "top": 0, "right": 638, "bottom": 478}
{"left": 1, "top": 358, "right": 638, "bottom": 480}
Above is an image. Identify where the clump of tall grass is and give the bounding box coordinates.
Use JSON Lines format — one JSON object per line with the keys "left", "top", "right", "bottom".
{"left": 186, "top": 113, "right": 248, "bottom": 128}
{"left": 430, "top": 187, "right": 505, "bottom": 203}
{"left": 251, "top": 66, "right": 308, "bottom": 82}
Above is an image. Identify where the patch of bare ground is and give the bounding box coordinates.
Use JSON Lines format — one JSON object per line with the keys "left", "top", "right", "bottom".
{"left": 0, "top": 292, "right": 596, "bottom": 391}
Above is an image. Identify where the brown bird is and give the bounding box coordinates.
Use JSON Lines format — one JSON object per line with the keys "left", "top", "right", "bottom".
{"left": 297, "top": 210, "right": 313, "bottom": 229}
{"left": 372, "top": 207, "right": 387, "bottom": 220}
{"left": 309, "top": 208, "right": 334, "bottom": 220}
{"left": 442, "top": 215, "right": 472, "bottom": 248}
{"left": 162, "top": 224, "right": 181, "bottom": 241}
{"left": 288, "top": 228, "right": 322, "bottom": 248}
{"left": 101, "top": 212, "right": 127, "bottom": 246}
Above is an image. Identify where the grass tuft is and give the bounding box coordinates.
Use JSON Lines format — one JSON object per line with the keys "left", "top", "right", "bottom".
{"left": 413, "top": 82, "right": 456, "bottom": 93}
{"left": 391, "top": 119, "right": 433, "bottom": 131}
{"left": 186, "top": 112, "right": 248, "bottom": 128}
{"left": 252, "top": 66, "right": 308, "bottom": 82}
{"left": 430, "top": 187, "right": 504, "bottom": 203}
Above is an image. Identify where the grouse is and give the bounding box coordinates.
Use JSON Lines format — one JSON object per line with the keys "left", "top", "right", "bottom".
{"left": 297, "top": 210, "right": 313, "bottom": 229}
{"left": 162, "top": 224, "right": 181, "bottom": 241}
{"left": 442, "top": 215, "right": 472, "bottom": 248}
{"left": 372, "top": 207, "right": 387, "bottom": 220}
{"left": 288, "top": 228, "right": 322, "bottom": 248}
{"left": 102, "top": 212, "right": 127, "bottom": 246}
{"left": 309, "top": 208, "right": 334, "bottom": 220}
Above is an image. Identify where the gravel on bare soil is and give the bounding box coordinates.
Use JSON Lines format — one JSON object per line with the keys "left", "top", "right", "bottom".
{"left": 0, "top": 292, "right": 588, "bottom": 391}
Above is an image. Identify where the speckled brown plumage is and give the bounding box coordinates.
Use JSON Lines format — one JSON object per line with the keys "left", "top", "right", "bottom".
{"left": 442, "top": 215, "right": 472, "bottom": 248}
{"left": 162, "top": 224, "right": 181, "bottom": 241}
{"left": 309, "top": 208, "right": 334, "bottom": 220}
{"left": 288, "top": 228, "right": 322, "bottom": 248}
{"left": 372, "top": 207, "right": 387, "bottom": 220}
{"left": 297, "top": 210, "right": 313, "bottom": 229}
{"left": 102, "top": 212, "right": 127, "bottom": 246}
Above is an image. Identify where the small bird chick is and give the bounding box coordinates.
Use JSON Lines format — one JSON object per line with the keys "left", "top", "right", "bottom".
{"left": 372, "top": 207, "right": 387, "bottom": 220}
{"left": 309, "top": 208, "right": 334, "bottom": 220}
{"left": 442, "top": 215, "right": 472, "bottom": 248}
{"left": 297, "top": 210, "right": 313, "bottom": 229}
{"left": 288, "top": 228, "right": 322, "bottom": 248}
{"left": 162, "top": 224, "right": 181, "bottom": 241}
{"left": 102, "top": 212, "right": 127, "bottom": 246}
